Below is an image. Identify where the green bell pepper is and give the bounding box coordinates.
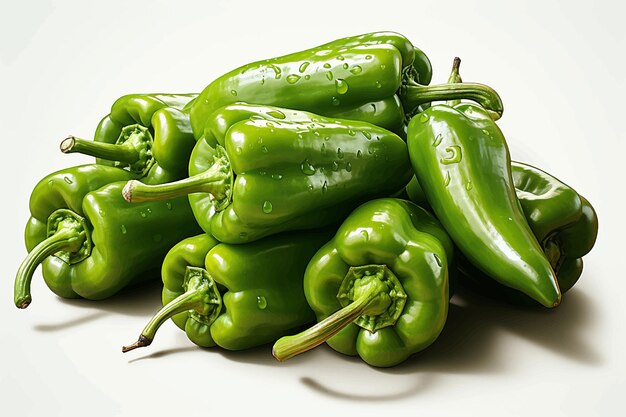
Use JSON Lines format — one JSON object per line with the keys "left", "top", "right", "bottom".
{"left": 187, "top": 32, "right": 503, "bottom": 140}
{"left": 60, "top": 93, "right": 197, "bottom": 184}
{"left": 272, "top": 198, "right": 454, "bottom": 367}
{"left": 123, "top": 103, "right": 413, "bottom": 244}
{"left": 406, "top": 59, "right": 560, "bottom": 308}
{"left": 122, "top": 230, "right": 330, "bottom": 352}
{"left": 14, "top": 165, "right": 201, "bottom": 308}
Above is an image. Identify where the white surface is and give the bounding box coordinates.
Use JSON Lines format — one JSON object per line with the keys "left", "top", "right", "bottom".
{"left": 1, "top": 0, "right": 624, "bottom": 416}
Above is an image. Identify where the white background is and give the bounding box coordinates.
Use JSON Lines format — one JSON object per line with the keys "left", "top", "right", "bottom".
{"left": 1, "top": 0, "right": 624, "bottom": 416}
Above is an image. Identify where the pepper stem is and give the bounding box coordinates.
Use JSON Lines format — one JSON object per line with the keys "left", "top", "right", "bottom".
{"left": 122, "top": 267, "right": 221, "bottom": 353}
{"left": 446, "top": 57, "right": 463, "bottom": 107}
{"left": 14, "top": 222, "right": 85, "bottom": 309}
{"left": 122, "top": 146, "right": 232, "bottom": 209}
{"left": 273, "top": 265, "right": 407, "bottom": 362}
{"left": 60, "top": 136, "right": 141, "bottom": 165}
{"left": 401, "top": 78, "right": 503, "bottom": 120}
{"left": 122, "top": 289, "right": 207, "bottom": 353}
{"left": 272, "top": 284, "right": 381, "bottom": 362}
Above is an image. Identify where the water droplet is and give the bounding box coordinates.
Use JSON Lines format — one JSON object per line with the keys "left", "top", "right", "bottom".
{"left": 370, "top": 103, "right": 376, "bottom": 113}
{"left": 331, "top": 97, "right": 340, "bottom": 106}
{"left": 433, "top": 253, "right": 442, "bottom": 267}
{"left": 63, "top": 176, "right": 73, "bottom": 184}
{"left": 332, "top": 161, "right": 339, "bottom": 171}
{"left": 361, "top": 230, "right": 369, "bottom": 241}
{"left": 323, "top": 63, "right": 331, "bottom": 69}
{"left": 230, "top": 90, "right": 237, "bottom": 96}
{"left": 308, "top": 185, "right": 314, "bottom": 191}
{"left": 348, "top": 129, "right": 356, "bottom": 136}
{"left": 324, "top": 136, "right": 330, "bottom": 141}
{"left": 262, "top": 201, "right": 273, "bottom": 213}
{"left": 258, "top": 170, "right": 267, "bottom": 176}
{"left": 335, "top": 78, "right": 348, "bottom": 94}
{"left": 342, "top": 63, "right": 349, "bottom": 69}
{"left": 314, "top": 131, "right": 321, "bottom": 137}
{"left": 299, "top": 62, "right": 310, "bottom": 73}
{"left": 267, "top": 110, "right": 285, "bottom": 119}
{"left": 261, "top": 145, "right": 268, "bottom": 153}
{"left": 337, "top": 148, "right": 344, "bottom": 159}
{"left": 432, "top": 134, "right": 443, "bottom": 147}
{"left": 257, "top": 295, "right": 267, "bottom": 309}
{"left": 443, "top": 172, "right": 451, "bottom": 186}
{"left": 465, "top": 181, "right": 473, "bottom": 190}
{"left": 322, "top": 181, "right": 328, "bottom": 193}
{"left": 287, "top": 74, "right": 301, "bottom": 84}
{"left": 350, "top": 65, "right": 363, "bottom": 75}
{"left": 321, "top": 143, "right": 326, "bottom": 153}
{"left": 166, "top": 202, "right": 172, "bottom": 210}
{"left": 365, "top": 55, "right": 372, "bottom": 60}
{"left": 346, "top": 162, "right": 352, "bottom": 172}
{"left": 153, "top": 234, "right": 162, "bottom": 242}
{"left": 357, "top": 150, "right": 363, "bottom": 158}
{"left": 235, "top": 146, "right": 243, "bottom": 154}
{"left": 420, "top": 113, "right": 429, "bottom": 123}
{"left": 204, "top": 98, "right": 210, "bottom": 104}
{"left": 146, "top": 208, "right": 152, "bottom": 214}
{"left": 120, "top": 225, "right": 127, "bottom": 234}
{"left": 140, "top": 211, "right": 147, "bottom": 218}
{"left": 337, "top": 55, "right": 345, "bottom": 61}
{"left": 440, "top": 146, "right": 462, "bottom": 165}
{"left": 271, "top": 173, "right": 283, "bottom": 180}
{"left": 239, "top": 232, "right": 249, "bottom": 241}
{"left": 304, "top": 75, "right": 311, "bottom": 80}
{"left": 363, "top": 130, "right": 372, "bottom": 140}
{"left": 98, "top": 209, "right": 106, "bottom": 217}
{"left": 301, "top": 159, "right": 316, "bottom": 175}
{"left": 482, "top": 129, "right": 490, "bottom": 136}
{"left": 268, "top": 64, "right": 282, "bottom": 79}
{"left": 326, "top": 71, "right": 333, "bottom": 80}
{"left": 375, "top": 81, "right": 382, "bottom": 88}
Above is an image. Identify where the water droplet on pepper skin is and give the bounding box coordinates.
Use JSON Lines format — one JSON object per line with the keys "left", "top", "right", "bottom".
{"left": 262, "top": 201, "right": 273, "bottom": 213}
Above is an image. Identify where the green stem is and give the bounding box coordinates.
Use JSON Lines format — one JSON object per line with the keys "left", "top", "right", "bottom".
{"left": 14, "top": 228, "right": 82, "bottom": 309}
{"left": 122, "top": 152, "right": 232, "bottom": 206}
{"left": 122, "top": 289, "right": 208, "bottom": 353}
{"left": 446, "top": 57, "right": 463, "bottom": 106}
{"left": 272, "top": 285, "right": 382, "bottom": 362}
{"left": 60, "top": 136, "right": 140, "bottom": 165}
{"left": 401, "top": 79, "right": 503, "bottom": 120}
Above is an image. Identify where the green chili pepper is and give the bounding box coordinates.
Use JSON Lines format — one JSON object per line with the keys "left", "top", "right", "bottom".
{"left": 122, "top": 230, "right": 330, "bottom": 352}
{"left": 406, "top": 59, "right": 560, "bottom": 308}
{"left": 272, "top": 198, "right": 454, "bottom": 367}
{"left": 187, "top": 32, "right": 503, "bottom": 140}
{"left": 122, "top": 103, "right": 413, "bottom": 244}
{"left": 459, "top": 162, "right": 598, "bottom": 303}
{"left": 60, "top": 93, "right": 197, "bottom": 184}
{"left": 14, "top": 165, "right": 201, "bottom": 308}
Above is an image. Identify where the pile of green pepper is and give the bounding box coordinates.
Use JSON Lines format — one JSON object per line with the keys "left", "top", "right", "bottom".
{"left": 14, "top": 32, "right": 597, "bottom": 368}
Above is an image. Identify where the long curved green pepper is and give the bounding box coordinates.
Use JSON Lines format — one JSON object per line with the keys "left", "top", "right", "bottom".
{"left": 187, "top": 32, "right": 503, "bottom": 141}
{"left": 123, "top": 104, "right": 413, "bottom": 244}
{"left": 14, "top": 165, "right": 200, "bottom": 308}
{"left": 122, "top": 230, "right": 330, "bottom": 352}
{"left": 273, "top": 198, "right": 454, "bottom": 367}
{"left": 406, "top": 58, "right": 560, "bottom": 308}
{"left": 60, "top": 93, "right": 197, "bottom": 184}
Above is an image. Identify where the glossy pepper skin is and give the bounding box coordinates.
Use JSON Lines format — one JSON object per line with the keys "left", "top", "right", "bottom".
{"left": 60, "top": 93, "right": 197, "bottom": 184}
{"left": 122, "top": 230, "right": 330, "bottom": 352}
{"left": 272, "top": 198, "right": 454, "bottom": 367}
{"left": 187, "top": 32, "right": 503, "bottom": 140}
{"left": 123, "top": 103, "right": 413, "bottom": 244}
{"left": 406, "top": 100, "right": 561, "bottom": 308}
{"left": 14, "top": 165, "right": 201, "bottom": 308}
{"left": 458, "top": 163, "right": 598, "bottom": 304}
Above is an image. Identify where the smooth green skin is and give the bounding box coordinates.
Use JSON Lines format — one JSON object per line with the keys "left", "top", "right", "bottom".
{"left": 189, "top": 32, "right": 429, "bottom": 139}
{"left": 202, "top": 105, "right": 412, "bottom": 243}
{"left": 459, "top": 163, "right": 598, "bottom": 304}
{"left": 407, "top": 162, "right": 599, "bottom": 300}
{"left": 19, "top": 165, "right": 200, "bottom": 302}
{"left": 85, "top": 93, "right": 197, "bottom": 184}
{"left": 158, "top": 231, "right": 330, "bottom": 350}
{"left": 407, "top": 104, "right": 561, "bottom": 308}
{"left": 299, "top": 198, "right": 454, "bottom": 367}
